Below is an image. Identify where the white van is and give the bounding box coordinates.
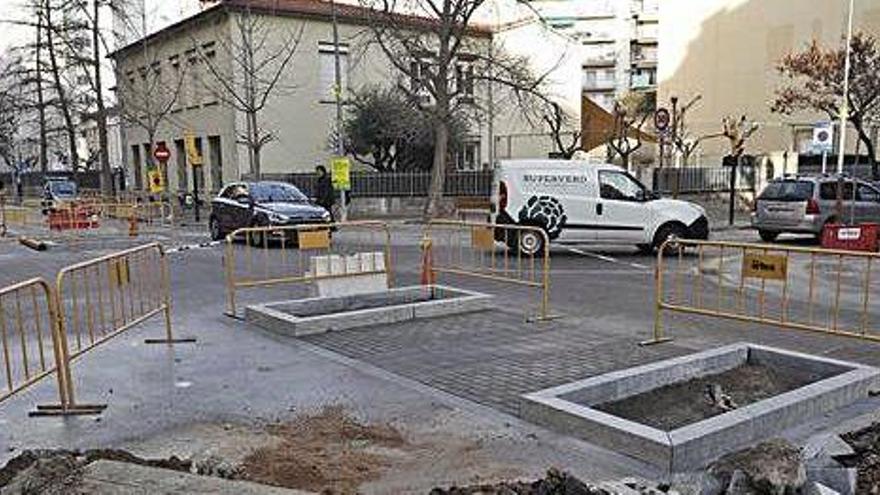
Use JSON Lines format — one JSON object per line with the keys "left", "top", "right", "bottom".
{"left": 491, "top": 160, "right": 709, "bottom": 254}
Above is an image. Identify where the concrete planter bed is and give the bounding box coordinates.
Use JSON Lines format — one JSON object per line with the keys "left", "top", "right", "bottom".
{"left": 522, "top": 343, "right": 880, "bottom": 472}
{"left": 246, "top": 285, "right": 493, "bottom": 337}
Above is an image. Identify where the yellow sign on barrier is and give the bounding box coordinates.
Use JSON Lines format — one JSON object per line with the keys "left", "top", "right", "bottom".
{"left": 298, "top": 229, "right": 331, "bottom": 250}
{"left": 471, "top": 226, "right": 495, "bottom": 251}
{"left": 742, "top": 253, "right": 787, "bottom": 281}
{"left": 109, "top": 259, "right": 131, "bottom": 287}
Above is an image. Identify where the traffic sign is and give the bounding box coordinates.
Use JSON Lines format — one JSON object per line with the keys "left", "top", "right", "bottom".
{"left": 331, "top": 157, "right": 351, "bottom": 191}
{"left": 654, "top": 108, "right": 671, "bottom": 132}
{"left": 184, "top": 132, "right": 203, "bottom": 167}
{"left": 147, "top": 169, "right": 165, "bottom": 193}
{"left": 812, "top": 122, "right": 833, "bottom": 154}
{"left": 153, "top": 142, "right": 170, "bottom": 163}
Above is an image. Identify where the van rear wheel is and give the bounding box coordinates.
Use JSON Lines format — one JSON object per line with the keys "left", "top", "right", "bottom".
{"left": 758, "top": 230, "right": 779, "bottom": 242}
{"left": 509, "top": 229, "right": 546, "bottom": 257}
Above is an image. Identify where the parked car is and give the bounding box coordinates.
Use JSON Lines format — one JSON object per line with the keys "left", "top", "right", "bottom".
{"left": 41, "top": 178, "right": 79, "bottom": 213}
{"left": 751, "top": 175, "right": 880, "bottom": 242}
{"left": 491, "top": 159, "right": 709, "bottom": 254}
{"left": 209, "top": 181, "right": 331, "bottom": 242}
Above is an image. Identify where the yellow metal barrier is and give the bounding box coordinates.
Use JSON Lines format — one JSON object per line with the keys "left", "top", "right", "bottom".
{"left": 422, "top": 220, "right": 553, "bottom": 321}
{"left": 645, "top": 239, "right": 880, "bottom": 345}
{"left": 0, "top": 278, "right": 69, "bottom": 411}
{"left": 224, "top": 221, "right": 393, "bottom": 317}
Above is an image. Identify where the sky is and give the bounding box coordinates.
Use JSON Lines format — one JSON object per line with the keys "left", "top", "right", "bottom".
{"left": 0, "top": 0, "right": 203, "bottom": 52}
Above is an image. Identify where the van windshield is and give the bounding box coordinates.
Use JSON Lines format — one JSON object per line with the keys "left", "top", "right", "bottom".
{"left": 759, "top": 181, "right": 813, "bottom": 201}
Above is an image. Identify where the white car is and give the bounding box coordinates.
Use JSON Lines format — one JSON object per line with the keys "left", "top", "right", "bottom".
{"left": 490, "top": 160, "right": 709, "bottom": 254}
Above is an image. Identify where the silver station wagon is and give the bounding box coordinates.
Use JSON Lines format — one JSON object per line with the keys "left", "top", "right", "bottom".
{"left": 751, "top": 175, "right": 880, "bottom": 242}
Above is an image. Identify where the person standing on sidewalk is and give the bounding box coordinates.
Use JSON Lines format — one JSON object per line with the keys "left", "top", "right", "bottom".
{"left": 314, "top": 165, "right": 335, "bottom": 221}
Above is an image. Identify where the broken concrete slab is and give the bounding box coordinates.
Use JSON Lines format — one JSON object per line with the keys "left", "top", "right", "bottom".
{"left": 78, "top": 460, "right": 312, "bottom": 494}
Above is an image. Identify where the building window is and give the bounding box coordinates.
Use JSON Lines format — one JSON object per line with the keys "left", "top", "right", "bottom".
{"left": 583, "top": 67, "right": 615, "bottom": 90}
{"left": 455, "top": 62, "right": 474, "bottom": 100}
{"left": 631, "top": 67, "right": 656, "bottom": 89}
{"left": 456, "top": 140, "right": 481, "bottom": 170}
{"left": 318, "top": 42, "right": 349, "bottom": 103}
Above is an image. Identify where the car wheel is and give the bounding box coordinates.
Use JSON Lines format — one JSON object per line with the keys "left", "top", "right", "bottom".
{"left": 758, "top": 230, "right": 779, "bottom": 242}
{"left": 209, "top": 217, "right": 224, "bottom": 241}
{"left": 653, "top": 222, "right": 687, "bottom": 252}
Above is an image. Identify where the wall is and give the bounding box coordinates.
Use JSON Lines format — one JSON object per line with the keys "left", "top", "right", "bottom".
{"left": 657, "top": 0, "right": 880, "bottom": 168}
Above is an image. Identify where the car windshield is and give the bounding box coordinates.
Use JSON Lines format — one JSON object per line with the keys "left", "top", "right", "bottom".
{"left": 49, "top": 181, "right": 77, "bottom": 197}
{"left": 759, "top": 181, "right": 813, "bottom": 201}
{"left": 249, "top": 183, "right": 308, "bottom": 203}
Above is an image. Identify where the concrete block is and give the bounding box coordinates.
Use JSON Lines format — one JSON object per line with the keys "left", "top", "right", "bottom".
{"left": 806, "top": 466, "right": 856, "bottom": 495}
{"left": 521, "top": 343, "right": 880, "bottom": 473}
{"left": 247, "top": 285, "right": 493, "bottom": 337}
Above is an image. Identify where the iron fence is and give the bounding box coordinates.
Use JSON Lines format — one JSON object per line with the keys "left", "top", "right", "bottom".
{"left": 652, "top": 165, "right": 756, "bottom": 194}
{"left": 256, "top": 171, "right": 493, "bottom": 198}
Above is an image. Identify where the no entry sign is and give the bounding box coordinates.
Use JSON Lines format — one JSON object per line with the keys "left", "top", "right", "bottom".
{"left": 153, "top": 143, "right": 171, "bottom": 163}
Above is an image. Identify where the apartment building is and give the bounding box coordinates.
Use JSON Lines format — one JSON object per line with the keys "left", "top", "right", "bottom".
{"left": 524, "top": 0, "right": 658, "bottom": 111}
{"left": 112, "top": 0, "right": 515, "bottom": 194}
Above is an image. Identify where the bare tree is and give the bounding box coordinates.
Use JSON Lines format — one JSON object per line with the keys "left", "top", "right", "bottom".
{"left": 665, "top": 94, "right": 724, "bottom": 168}
{"left": 115, "top": 43, "right": 185, "bottom": 189}
{"left": 32, "top": 0, "right": 82, "bottom": 174}
{"left": 773, "top": 33, "right": 880, "bottom": 179}
{"left": 197, "top": 7, "right": 304, "bottom": 180}
{"left": 606, "top": 92, "right": 652, "bottom": 171}
{"left": 360, "top": 0, "right": 558, "bottom": 217}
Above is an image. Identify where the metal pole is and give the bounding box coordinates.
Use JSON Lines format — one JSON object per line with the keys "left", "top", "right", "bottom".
{"left": 331, "top": 0, "right": 347, "bottom": 221}
{"left": 822, "top": 149, "right": 828, "bottom": 174}
{"left": 837, "top": 0, "right": 855, "bottom": 174}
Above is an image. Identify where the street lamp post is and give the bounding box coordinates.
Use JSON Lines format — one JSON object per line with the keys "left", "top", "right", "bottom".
{"left": 330, "top": 0, "right": 347, "bottom": 221}
{"left": 837, "top": 0, "right": 855, "bottom": 174}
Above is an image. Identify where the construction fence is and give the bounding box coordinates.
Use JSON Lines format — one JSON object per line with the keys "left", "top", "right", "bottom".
{"left": 646, "top": 239, "right": 880, "bottom": 345}
{"left": 223, "top": 220, "right": 554, "bottom": 321}
{"left": 0, "top": 242, "right": 193, "bottom": 417}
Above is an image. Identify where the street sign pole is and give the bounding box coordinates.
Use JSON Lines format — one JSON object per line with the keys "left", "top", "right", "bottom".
{"left": 330, "top": 0, "right": 347, "bottom": 222}
{"left": 821, "top": 149, "right": 827, "bottom": 174}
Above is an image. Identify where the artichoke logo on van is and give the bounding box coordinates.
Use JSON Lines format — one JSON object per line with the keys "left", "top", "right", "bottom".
{"left": 518, "top": 195, "right": 567, "bottom": 239}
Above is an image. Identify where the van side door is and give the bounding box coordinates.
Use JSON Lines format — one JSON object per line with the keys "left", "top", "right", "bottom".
{"left": 593, "top": 170, "right": 651, "bottom": 243}
{"left": 555, "top": 168, "right": 599, "bottom": 242}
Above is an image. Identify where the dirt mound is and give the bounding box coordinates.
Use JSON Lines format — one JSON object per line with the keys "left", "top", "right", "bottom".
{"left": 429, "top": 468, "right": 610, "bottom": 495}
{"left": 239, "top": 405, "right": 407, "bottom": 494}
{"left": 0, "top": 448, "right": 191, "bottom": 493}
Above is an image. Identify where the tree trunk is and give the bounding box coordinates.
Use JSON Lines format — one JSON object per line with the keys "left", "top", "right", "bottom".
{"left": 92, "top": 0, "right": 112, "bottom": 196}
{"left": 854, "top": 125, "right": 878, "bottom": 181}
{"left": 36, "top": 13, "right": 48, "bottom": 173}
{"left": 44, "top": 2, "right": 79, "bottom": 177}
{"left": 249, "top": 111, "right": 261, "bottom": 180}
{"left": 424, "top": 119, "right": 448, "bottom": 220}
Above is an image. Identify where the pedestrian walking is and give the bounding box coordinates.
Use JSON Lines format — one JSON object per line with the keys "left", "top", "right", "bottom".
{"left": 314, "top": 165, "right": 335, "bottom": 221}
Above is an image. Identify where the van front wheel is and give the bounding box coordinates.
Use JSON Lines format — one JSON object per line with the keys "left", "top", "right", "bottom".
{"left": 653, "top": 222, "right": 686, "bottom": 252}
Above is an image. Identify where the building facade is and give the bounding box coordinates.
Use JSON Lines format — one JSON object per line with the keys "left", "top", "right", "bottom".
{"left": 657, "top": 0, "right": 880, "bottom": 171}
{"left": 112, "top": 0, "right": 548, "bottom": 194}
{"left": 522, "top": 0, "right": 658, "bottom": 112}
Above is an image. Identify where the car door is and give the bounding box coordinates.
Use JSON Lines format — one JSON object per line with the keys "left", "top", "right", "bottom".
{"left": 214, "top": 183, "right": 248, "bottom": 232}
{"left": 594, "top": 170, "right": 651, "bottom": 243}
